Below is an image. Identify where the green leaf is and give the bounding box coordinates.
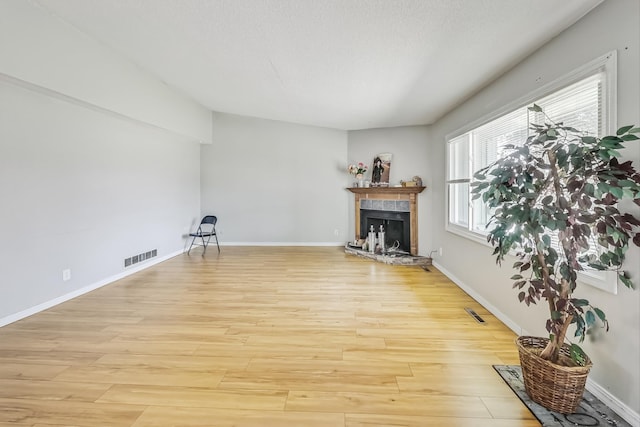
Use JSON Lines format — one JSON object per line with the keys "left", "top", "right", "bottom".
{"left": 619, "top": 272, "right": 635, "bottom": 289}
{"left": 617, "top": 125, "right": 634, "bottom": 135}
{"left": 529, "top": 104, "right": 543, "bottom": 113}
{"left": 572, "top": 299, "right": 589, "bottom": 307}
{"left": 609, "top": 186, "right": 623, "bottom": 199}
{"left": 602, "top": 135, "right": 622, "bottom": 141}
{"left": 570, "top": 343, "right": 588, "bottom": 367}
{"left": 584, "top": 183, "right": 595, "bottom": 196}
{"left": 600, "top": 139, "right": 623, "bottom": 149}
{"left": 617, "top": 179, "right": 635, "bottom": 188}
{"left": 593, "top": 307, "right": 606, "bottom": 322}
{"left": 585, "top": 310, "right": 596, "bottom": 327}
{"left": 473, "top": 171, "right": 486, "bottom": 180}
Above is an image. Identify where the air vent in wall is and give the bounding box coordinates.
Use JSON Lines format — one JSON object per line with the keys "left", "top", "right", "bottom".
{"left": 124, "top": 249, "right": 157, "bottom": 268}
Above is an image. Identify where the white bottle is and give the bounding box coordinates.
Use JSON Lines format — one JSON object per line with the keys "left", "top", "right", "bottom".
{"left": 378, "top": 224, "right": 385, "bottom": 252}
{"left": 368, "top": 225, "right": 376, "bottom": 253}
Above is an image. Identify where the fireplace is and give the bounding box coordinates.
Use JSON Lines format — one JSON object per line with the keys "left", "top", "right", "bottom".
{"left": 360, "top": 209, "right": 411, "bottom": 253}
{"left": 347, "top": 186, "right": 425, "bottom": 255}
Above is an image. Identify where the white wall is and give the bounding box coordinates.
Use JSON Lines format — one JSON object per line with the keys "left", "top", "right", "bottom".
{"left": 0, "top": 0, "right": 210, "bottom": 323}
{"left": 201, "top": 112, "right": 349, "bottom": 244}
{"left": 0, "top": 1, "right": 212, "bottom": 143}
{"left": 347, "top": 126, "right": 432, "bottom": 254}
{"left": 0, "top": 79, "right": 201, "bottom": 321}
{"left": 429, "top": 0, "right": 640, "bottom": 417}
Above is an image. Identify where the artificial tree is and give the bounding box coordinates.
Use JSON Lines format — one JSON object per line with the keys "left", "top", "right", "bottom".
{"left": 471, "top": 105, "right": 640, "bottom": 366}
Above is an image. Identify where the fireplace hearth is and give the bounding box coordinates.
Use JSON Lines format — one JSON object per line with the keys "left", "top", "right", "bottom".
{"left": 344, "top": 244, "right": 432, "bottom": 267}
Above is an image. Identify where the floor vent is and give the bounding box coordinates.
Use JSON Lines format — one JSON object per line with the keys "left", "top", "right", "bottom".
{"left": 464, "top": 307, "right": 486, "bottom": 324}
{"left": 124, "top": 249, "right": 158, "bottom": 268}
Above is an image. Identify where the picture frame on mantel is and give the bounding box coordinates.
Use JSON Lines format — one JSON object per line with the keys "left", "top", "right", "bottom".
{"left": 371, "top": 152, "right": 392, "bottom": 186}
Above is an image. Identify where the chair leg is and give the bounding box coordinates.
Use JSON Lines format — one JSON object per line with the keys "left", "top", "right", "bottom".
{"left": 200, "top": 235, "right": 208, "bottom": 255}
{"left": 187, "top": 235, "right": 197, "bottom": 255}
{"left": 211, "top": 226, "right": 220, "bottom": 253}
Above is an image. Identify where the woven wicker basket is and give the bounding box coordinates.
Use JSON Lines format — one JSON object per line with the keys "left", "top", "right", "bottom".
{"left": 516, "top": 336, "right": 592, "bottom": 414}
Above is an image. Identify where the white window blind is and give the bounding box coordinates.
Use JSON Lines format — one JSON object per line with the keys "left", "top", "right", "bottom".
{"left": 472, "top": 108, "right": 528, "bottom": 173}
{"left": 447, "top": 70, "right": 604, "bottom": 236}
{"left": 448, "top": 134, "right": 470, "bottom": 228}
{"left": 532, "top": 72, "right": 603, "bottom": 135}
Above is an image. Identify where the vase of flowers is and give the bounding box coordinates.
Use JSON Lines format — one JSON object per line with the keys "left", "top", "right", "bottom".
{"left": 348, "top": 162, "right": 368, "bottom": 187}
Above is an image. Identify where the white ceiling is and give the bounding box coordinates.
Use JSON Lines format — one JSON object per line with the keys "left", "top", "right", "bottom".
{"left": 34, "top": 0, "right": 602, "bottom": 130}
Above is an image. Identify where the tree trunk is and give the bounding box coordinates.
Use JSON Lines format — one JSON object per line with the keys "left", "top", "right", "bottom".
{"left": 539, "top": 338, "right": 560, "bottom": 362}
{"left": 536, "top": 149, "right": 576, "bottom": 365}
{"left": 539, "top": 313, "right": 573, "bottom": 364}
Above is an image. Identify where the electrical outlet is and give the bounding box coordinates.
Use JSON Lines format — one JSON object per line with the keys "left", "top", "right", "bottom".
{"left": 334, "top": 229, "right": 340, "bottom": 236}
{"left": 438, "top": 247, "right": 443, "bottom": 256}
{"left": 62, "top": 269, "right": 71, "bottom": 281}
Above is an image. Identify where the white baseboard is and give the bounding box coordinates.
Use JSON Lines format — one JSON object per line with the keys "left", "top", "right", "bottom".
{"left": 586, "top": 378, "right": 640, "bottom": 426}
{"left": 432, "top": 261, "right": 523, "bottom": 335}
{"left": 432, "top": 260, "right": 640, "bottom": 427}
{"left": 0, "top": 249, "right": 184, "bottom": 328}
{"left": 220, "top": 242, "right": 344, "bottom": 247}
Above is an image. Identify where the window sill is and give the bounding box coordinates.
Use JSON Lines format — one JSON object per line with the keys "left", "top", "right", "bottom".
{"left": 445, "top": 223, "right": 618, "bottom": 294}
{"left": 446, "top": 223, "right": 492, "bottom": 248}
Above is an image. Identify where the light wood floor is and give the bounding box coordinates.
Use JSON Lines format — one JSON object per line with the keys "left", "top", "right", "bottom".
{"left": 0, "top": 246, "right": 539, "bottom": 426}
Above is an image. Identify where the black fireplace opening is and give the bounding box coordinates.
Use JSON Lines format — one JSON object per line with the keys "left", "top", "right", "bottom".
{"left": 360, "top": 209, "right": 410, "bottom": 253}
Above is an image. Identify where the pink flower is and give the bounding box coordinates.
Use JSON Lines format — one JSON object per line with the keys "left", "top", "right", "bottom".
{"left": 348, "top": 162, "right": 369, "bottom": 175}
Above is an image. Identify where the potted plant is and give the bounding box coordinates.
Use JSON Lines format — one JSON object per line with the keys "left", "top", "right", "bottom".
{"left": 471, "top": 104, "right": 640, "bottom": 413}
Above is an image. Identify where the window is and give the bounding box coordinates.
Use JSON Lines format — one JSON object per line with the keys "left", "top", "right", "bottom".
{"left": 446, "top": 52, "right": 617, "bottom": 292}
{"left": 448, "top": 108, "right": 528, "bottom": 234}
